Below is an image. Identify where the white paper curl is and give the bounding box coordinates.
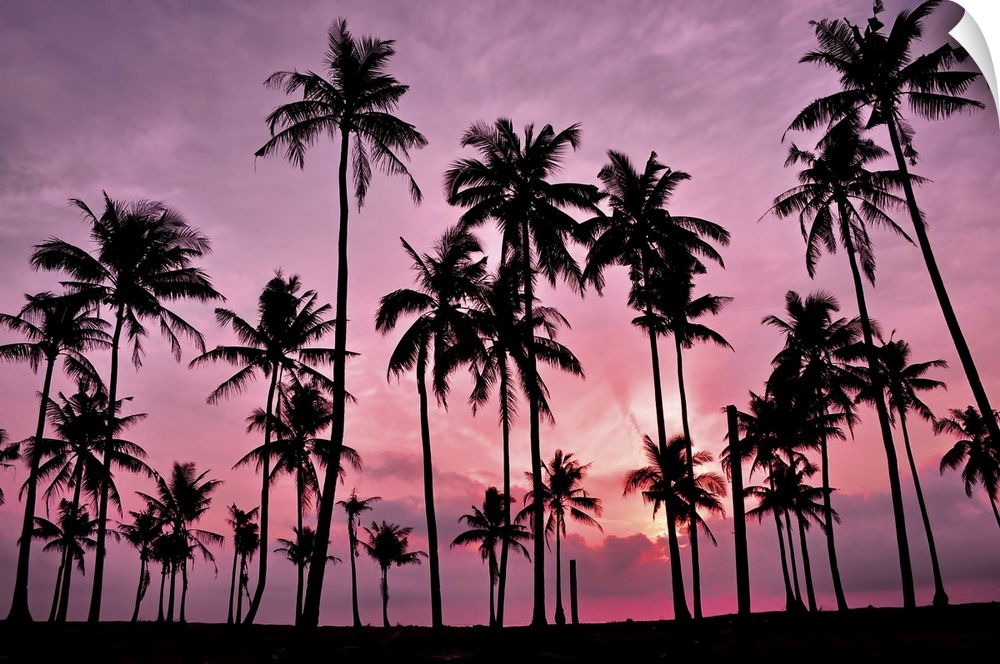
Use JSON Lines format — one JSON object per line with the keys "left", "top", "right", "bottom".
{"left": 949, "top": 0, "right": 999, "bottom": 124}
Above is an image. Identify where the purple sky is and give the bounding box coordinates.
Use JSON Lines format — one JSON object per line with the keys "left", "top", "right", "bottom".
{"left": 1, "top": 0, "right": 998, "bottom": 625}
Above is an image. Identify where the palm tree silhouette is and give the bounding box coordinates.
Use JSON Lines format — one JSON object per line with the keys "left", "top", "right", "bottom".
{"left": 860, "top": 334, "right": 949, "bottom": 605}
{"left": 32, "top": 499, "right": 98, "bottom": 622}
{"left": 337, "top": 490, "right": 381, "bottom": 629}
{"left": 520, "top": 449, "right": 603, "bottom": 625}
{"left": 275, "top": 526, "right": 340, "bottom": 622}
{"left": 224, "top": 505, "right": 259, "bottom": 625}
{"left": 361, "top": 521, "right": 426, "bottom": 628}
{"left": 190, "top": 271, "right": 335, "bottom": 624}
{"left": 791, "top": 0, "right": 1000, "bottom": 495}
{"left": 451, "top": 486, "right": 530, "bottom": 626}
{"left": 375, "top": 226, "right": 487, "bottom": 627}
{"left": 118, "top": 505, "right": 163, "bottom": 622}
{"left": 445, "top": 118, "right": 600, "bottom": 625}
{"left": 0, "top": 291, "right": 110, "bottom": 622}
{"left": 936, "top": 406, "right": 1000, "bottom": 531}
{"left": 256, "top": 18, "right": 427, "bottom": 627}
{"left": 30, "top": 193, "right": 222, "bottom": 621}
{"left": 0, "top": 430, "right": 16, "bottom": 506}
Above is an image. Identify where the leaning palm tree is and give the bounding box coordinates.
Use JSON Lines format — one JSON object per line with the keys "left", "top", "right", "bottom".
{"left": 275, "top": 526, "right": 339, "bottom": 623}
{"left": 225, "top": 505, "right": 259, "bottom": 625}
{"left": 190, "top": 271, "right": 335, "bottom": 624}
{"left": 256, "top": 18, "right": 427, "bottom": 628}
{"left": 361, "top": 521, "right": 426, "bottom": 628}
{"left": 31, "top": 193, "right": 222, "bottom": 621}
{"left": 451, "top": 486, "right": 530, "bottom": 627}
{"left": 1, "top": 291, "right": 110, "bottom": 622}
{"left": 32, "top": 499, "right": 99, "bottom": 622}
{"left": 375, "top": 226, "right": 487, "bottom": 627}
{"left": 791, "top": 0, "right": 1000, "bottom": 473}
{"left": 445, "top": 118, "right": 600, "bottom": 625}
{"left": 936, "top": 406, "right": 1000, "bottom": 531}
{"left": 337, "top": 490, "right": 381, "bottom": 629}
{"left": 520, "top": 449, "right": 603, "bottom": 625}
{"left": 118, "top": 505, "right": 164, "bottom": 622}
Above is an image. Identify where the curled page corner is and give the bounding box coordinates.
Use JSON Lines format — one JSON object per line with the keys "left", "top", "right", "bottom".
{"left": 949, "top": 1, "right": 999, "bottom": 124}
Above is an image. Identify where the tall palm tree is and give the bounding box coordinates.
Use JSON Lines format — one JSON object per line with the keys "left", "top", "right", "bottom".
{"left": 119, "top": 505, "right": 164, "bottom": 622}
{"left": 275, "top": 526, "right": 339, "bottom": 623}
{"left": 936, "top": 406, "right": 1000, "bottom": 531}
{"left": 31, "top": 193, "right": 222, "bottom": 621}
{"left": 361, "top": 521, "right": 426, "bottom": 628}
{"left": 451, "top": 486, "right": 530, "bottom": 626}
{"left": 375, "top": 226, "right": 487, "bottom": 627}
{"left": 772, "top": 115, "right": 919, "bottom": 607}
{"left": 190, "top": 271, "right": 335, "bottom": 624}
{"left": 225, "top": 505, "right": 259, "bottom": 625}
{"left": 791, "top": 0, "right": 1000, "bottom": 468}
{"left": 32, "top": 499, "right": 99, "bottom": 622}
{"left": 445, "top": 118, "right": 600, "bottom": 625}
{"left": 860, "top": 334, "right": 949, "bottom": 605}
{"left": 520, "top": 449, "right": 603, "bottom": 625}
{"left": 337, "top": 490, "right": 381, "bottom": 629}
{"left": 0, "top": 291, "right": 110, "bottom": 622}
{"left": 256, "top": 18, "right": 427, "bottom": 628}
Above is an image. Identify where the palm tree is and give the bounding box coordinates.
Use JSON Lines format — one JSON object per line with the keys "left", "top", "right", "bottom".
{"left": 138, "top": 462, "right": 223, "bottom": 623}
{"left": 32, "top": 499, "right": 99, "bottom": 622}
{"left": 31, "top": 193, "right": 222, "bottom": 621}
{"left": 860, "top": 334, "right": 949, "bottom": 605}
{"left": 225, "top": 505, "right": 259, "bottom": 625}
{"left": 936, "top": 406, "right": 1000, "bottom": 531}
{"left": 337, "top": 490, "right": 381, "bottom": 629}
{"left": 275, "top": 526, "right": 339, "bottom": 622}
{"left": 445, "top": 118, "right": 600, "bottom": 625}
{"left": 361, "top": 521, "right": 426, "bottom": 628}
{"left": 375, "top": 226, "right": 487, "bottom": 627}
{"left": 772, "top": 115, "right": 920, "bottom": 608}
{"left": 190, "top": 271, "right": 335, "bottom": 624}
{"left": 520, "top": 449, "right": 603, "bottom": 625}
{"left": 791, "top": 0, "right": 1000, "bottom": 470}
{"left": 256, "top": 18, "right": 427, "bottom": 628}
{"left": 0, "top": 430, "right": 16, "bottom": 506}
{"left": 118, "top": 506, "right": 164, "bottom": 622}
{"left": 451, "top": 486, "right": 530, "bottom": 626}
{"left": 0, "top": 291, "right": 110, "bottom": 622}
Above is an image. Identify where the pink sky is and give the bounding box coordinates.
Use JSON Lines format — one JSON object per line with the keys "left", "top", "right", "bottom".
{"left": 1, "top": 1, "right": 998, "bottom": 625}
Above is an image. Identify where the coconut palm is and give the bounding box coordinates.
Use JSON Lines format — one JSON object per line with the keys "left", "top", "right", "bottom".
{"left": 190, "top": 271, "right": 336, "bottom": 624}
{"left": 520, "top": 449, "right": 603, "bottom": 625}
{"left": 445, "top": 118, "right": 600, "bottom": 625}
{"left": 936, "top": 406, "right": 1000, "bottom": 531}
{"left": 256, "top": 18, "right": 427, "bottom": 627}
{"left": 337, "top": 490, "right": 381, "bottom": 629}
{"left": 0, "top": 430, "right": 16, "bottom": 506}
{"left": 361, "top": 521, "right": 426, "bottom": 628}
{"left": 375, "top": 226, "right": 487, "bottom": 627}
{"left": 118, "top": 505, "right": 164, "bottom": 622}
{"left": 451, "top": 486, "right": 530, "bottom": 626}
{"left": 0, "top": 291, "right": 110, "bottom": 622}
{"left": 32, "top": 499, "right": 99, "bottom": 622}
{"left": 791, "top": 0, "right": 1000, "bottom": 474}
{"left": 275, "top": 526, "right": 339, "bottom": 622}
{"left": 225, "top": 505, "right": 259, "bottom": 625}
{"left": 30, "top": 194, "right": 222, "bottom": 621}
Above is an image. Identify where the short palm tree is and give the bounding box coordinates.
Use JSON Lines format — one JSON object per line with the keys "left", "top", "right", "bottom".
{"left": 275, "top": 526, "right": 339, "bottom": 623}
{"left": 936, "top": 406, "right": 1000, "bottom": 531}
{"left": 451, "top": 486, "right": 530, "bottom": 626}
{"left": 190, "top": 271, "right": 335, "bottom": 624}
{"left": 337, "top": 490, "right": 381, "bottom": 629}
{"left": 0, "top": 430, "right": 16, "bottom": 506}
{"left": 520, "top": 449, "right": 603, "bottom": 625}
{"left": 118, "top": 505, "right": 164, "bottom": 622}
{"left": 375, "top": 226, "right": 487, "bottom": 627}
{"left": 1, "top": 291, "right": 109, "bottom": 622}
{"left": 361, "top": 521, "right": 426, "bottom": 628}
{"left": 256, "top": 18, "right": 427, "bottom": 627}
{"left": 445, "top": 118, "right": 600, "bottom": 625}
{"left": 32, "top": 499, "right": 99, "bottom": 623}
{"left": 225, "top": 505, "right": 259, "bottom": 625}
{"left": 31, "top": 193, "right": 222, "bottom": 621}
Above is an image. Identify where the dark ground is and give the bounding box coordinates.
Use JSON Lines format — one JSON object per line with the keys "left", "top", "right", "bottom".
{"left": 1, "top": 602, "right": 997, "bottom": 663}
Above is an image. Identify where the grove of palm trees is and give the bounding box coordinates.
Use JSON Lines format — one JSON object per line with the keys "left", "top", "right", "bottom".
{"left": 0, "top": 3, "right": 998, "bottom": 656}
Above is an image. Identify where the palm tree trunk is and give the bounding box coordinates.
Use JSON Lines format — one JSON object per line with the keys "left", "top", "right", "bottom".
{"left": 770, "top": 466, "right": 796, "bottom": 612}
{"left": 989, "top": 494, "right": 1000, "bottom": 532}
{"left": 783, "top": 508, "right": 804, "bottom": 607}
{"left": 840, "top": 205, "right": 915, "bottom": 609}
{"left": 416, "top": 349, "right": 443, "bottom": 628}
{"left": 495, "top": 354, "right": 511, "bottom": 628}
{"left": 381, "top": 567, "right": 390, "bottom": 628}
{"left": 89, "top": 305, "right": 125, "bottom": 623}
{"left": 237, "top": 555, "right": 247, "bottom": 624}
{"left": 675, "top": 337, "right": 703, "bottom": 619}
{"left": 180, "top": 559, "right": 189, "bottom": 623}
{"left": 796, "top": 511, "right": 817, "bottom": 612}
{"left": 7, "top": 354, "right": 56, "bottom": 622}
{"left": 488, "top": 549, "right": 497, "bottom": 627}
{"left": 228, "top": 546, "right": 238, "bottom": 624}
{"left": 303, "top": 128, "right": 352, "bottom": 630}
{"left": 554, "top": 515, "right": 565, "bottom": 625}
{"left": 522, "top": 217, "right": 546, "bottom": 627}
{"left": 157, "top": 563, "right": 167, "bottom": 622}
{"left": 295, "top": 470, "right": 304, "bottom": 625}
{"left": 885, "top": 117, "right": 1000, "bottom": 458}
{"left": 245, "top": 369, "right": 279, "bottom": 624}
{"left": 167, "top": 562, "right": 177, "bottom": 622}
{"left": 818, "top": 433, "right": 848, "bottom": 611}
{"left": 898, "top": 410, "right": 948, "bottom": 606}
{"left": 133, "top": 556, "right": 148, "bottom": 623}
{"left": 349, "top": 523, "right": 361, "bottom": 629}
{"left": 55, "top": 547, "right": 73, "bottom": 622}
{"left": 48, "top": 553, "right": 65, "bottom": 622}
